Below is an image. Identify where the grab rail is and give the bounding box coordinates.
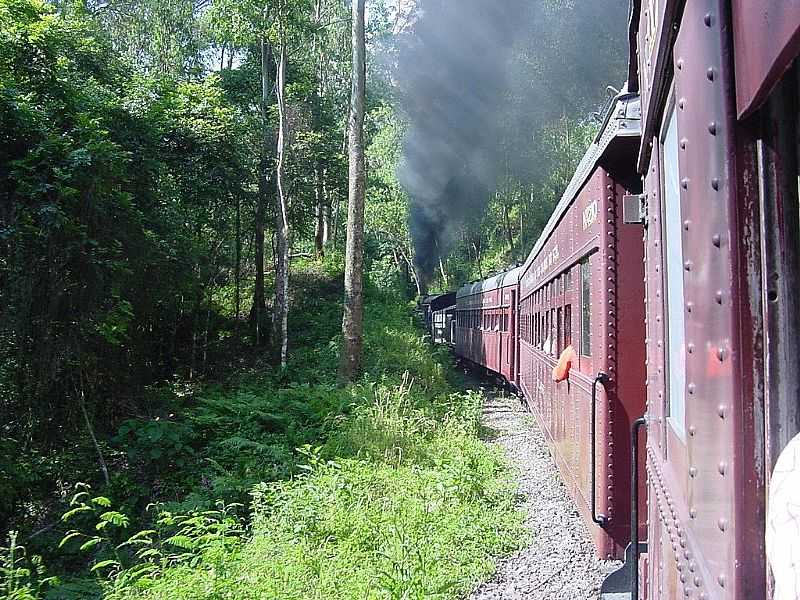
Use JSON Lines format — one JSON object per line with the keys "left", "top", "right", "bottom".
{"left": 630, "top": 415, "right": 647, "bottom": 600}
{"left": 591, "top": 372, "right": 610, "bottom": 528}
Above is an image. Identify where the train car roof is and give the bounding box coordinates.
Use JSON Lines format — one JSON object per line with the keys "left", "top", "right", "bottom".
{"left": 456, "top": 265, "right": 524, "bottom": 299}
{"left": 428, "top": 291, "right": 457, "bottom": 311}
{"left": 520, "top": 90, "right": 641, "bottom": 275}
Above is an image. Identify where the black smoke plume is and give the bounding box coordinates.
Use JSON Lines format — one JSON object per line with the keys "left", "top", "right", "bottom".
{"left": 397, "top": 0, "right": 526, "bottom": 285}
{"left": 396, "top": 0, "right": 630, "bottom": 286}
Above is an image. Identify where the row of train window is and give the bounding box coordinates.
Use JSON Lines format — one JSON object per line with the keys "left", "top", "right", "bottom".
{"left": 519, "top": 258, "right": 592, "bottom": 357}
{"left": 455, "top": 308, "right": 510, "bottom": 332}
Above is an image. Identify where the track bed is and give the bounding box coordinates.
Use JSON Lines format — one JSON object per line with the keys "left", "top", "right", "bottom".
{"left": 471, "top": 391, "right": 619, "bottom": 600}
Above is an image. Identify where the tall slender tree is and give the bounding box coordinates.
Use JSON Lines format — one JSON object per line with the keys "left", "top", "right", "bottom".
{"left": 272, "top": 5, "right": 290, "bottom": 367}
{"left": 338, "top": 0, "right": 366, "bottom": 382}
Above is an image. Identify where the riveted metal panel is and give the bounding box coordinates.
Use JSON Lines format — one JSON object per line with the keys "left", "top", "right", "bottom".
{"left": 731, "top": 0, "right": 800, "bottom": 119}
{"left": 635, "top": 0, "right": 685, "bottom": 172}
{"left": 641, "top": 1, "right": 756, "bottom": 598}
{"left": 517, "top": 166, "right": 646, "bottom": 561}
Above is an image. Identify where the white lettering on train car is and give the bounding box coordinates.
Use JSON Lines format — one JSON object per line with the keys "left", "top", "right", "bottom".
{"left": 582, "top": 199, "right": 598, "bottom": 230}
{"left": 534, "top": 246, "right": 560, "bottom": 281}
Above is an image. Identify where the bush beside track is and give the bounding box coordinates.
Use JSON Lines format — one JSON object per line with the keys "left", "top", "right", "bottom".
{"left": 9, "top": 261, "right": 525, "bottom": 600}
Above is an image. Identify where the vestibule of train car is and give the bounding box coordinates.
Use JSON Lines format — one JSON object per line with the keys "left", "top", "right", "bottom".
{"left": 734, "top": 56, "right": 800, "bottom": 600}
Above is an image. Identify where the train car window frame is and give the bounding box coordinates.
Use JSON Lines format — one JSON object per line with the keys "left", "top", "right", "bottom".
{"left": 660, "top": 100, "right": 687, "bottom": 442}
{"left": 580, "top": 257, "right": 592, "bottom": 356}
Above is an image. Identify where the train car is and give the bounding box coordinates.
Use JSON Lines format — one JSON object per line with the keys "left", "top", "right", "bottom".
{"left": 454, "top": 266, "right": 522, "bottom": 385}
{"left": 431, "top": 304, "right": 456, "bottom": 345}
{"left": 517, "top": 90, "right": 646, "bottom": 561}
{"left": 616, "top": 2, "right": 800, "bottom": 599}
{"left": 419, "top": 292, "right": 455, "bottom": 339}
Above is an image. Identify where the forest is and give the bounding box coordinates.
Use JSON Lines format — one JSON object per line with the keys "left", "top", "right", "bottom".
{"left": 0, "top": 0, "right": 627, "bottom": 597}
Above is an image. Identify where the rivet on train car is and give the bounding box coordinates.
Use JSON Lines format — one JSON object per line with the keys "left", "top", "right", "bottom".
{"left": 688, "top": 425, "right": 696, "bottom": 437}
{"left": 684, "top": 260, "right": 692, "bottom": 272}
{"left": 717, "top": 574, "right": 726, "bottom": 588}
{"left": 689, "top": 561, "right": 696, "bottom": 573}
{"left": 718, "top": 404, "right": 726, "bottom": 419}
{"left": 680, "top": 537, "right": 687, "bottom": 549}
{"left": 694, "top": 576, "right": 702, "bottom": 587}
{"left": 688, "top": 383, "right": 695, "bottom": 395}
{"left": 717, "top": 347, "right": 725, "bottom": 361}
{"left": 679, "top": 98, "right": 686, "bottom": 110}
{"left": 690, "top": 466, "right": 698, "bottom": 478}
{"left": 706, "top": 67, "right": 715, "bottom": 82}
{"left": 684, "top": 219, "right": 690, "bottom": 231}
{"left": 686, "top": 302, "right": 693, "bottom": 313}
{"left": 683, "top": 588, "right": 692, "bottom": 598}
{"left": 708, "top": 121, "right": 717, "bottom": 135}
{"left": 688, "top": 342, "right": 695, "bottom": 354}
{"left": 699, "top": 593, "right": 708, "bottom": 600}
{"left": 712, "top": 234, "right": 722, "bottom": 247}
{"left": 681, "top": 138, "right": 688, "bottom": 150}
{"left": 718, "top": 461, "right": 727, "bottom": 476}
{"left": 680, "top": 573, "right": 688, "bottom": 584}
{"left": 681, "top": 177, "right": 689, "bottom": 189}
{"left": 704, "top": 13, "right": 713, "bottom": 27}
{"left": 677, "top": 58, "right": 684, "bottom": 70}
{"left": 718, "top": 517, "right": 727, "bottom": 532}
{"left": 711, "top": 178, "right": 720, "bottom": 191}
{"left": 689, "top": 507, "right": 697, "bottom": 519}
{"left": 716, "top": 290, "right": 723, "bottom": 304}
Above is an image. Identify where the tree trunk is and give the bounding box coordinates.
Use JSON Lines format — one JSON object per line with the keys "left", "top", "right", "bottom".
{"left": 503, "top": 202, "right": 514, "bottom": 254}
{"left": 338, "top": 0, "right": 366, "bottom": 383}
{"left": 322, "top": 168, "right": 331, "bottom": 246}
{"left": 272, "top": 37, "right": 290, "bottom": 367}
{"left": 251, "top": 38, "right": 273, "bottom": 345}
{"left": 235, "top": 193, "right": 241, "bottom": 319}
{"left": 314, "top": 162, "right": 325, "bottom": 258}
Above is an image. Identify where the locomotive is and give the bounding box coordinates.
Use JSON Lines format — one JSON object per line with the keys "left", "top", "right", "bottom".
{"left": 440, "top": 2, "right": 800, "bottom": 599}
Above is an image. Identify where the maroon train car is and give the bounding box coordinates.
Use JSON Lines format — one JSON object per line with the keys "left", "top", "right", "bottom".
{"left": 517, "top": 91, "right": 646, "bottom": 560}
{"left": 454, "top": 266, "right": 522, "bottom": 386}
{"left": 622, "top": 1, "right": 800, "bottom": 599}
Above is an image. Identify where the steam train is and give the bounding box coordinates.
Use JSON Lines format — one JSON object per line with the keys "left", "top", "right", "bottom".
{"left": 428, "top": 3, "right": 800, "bottom": 599}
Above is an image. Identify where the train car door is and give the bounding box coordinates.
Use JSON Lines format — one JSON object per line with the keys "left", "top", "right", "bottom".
{"left": 501, "top": 288, "right": 516, "bottom": 384}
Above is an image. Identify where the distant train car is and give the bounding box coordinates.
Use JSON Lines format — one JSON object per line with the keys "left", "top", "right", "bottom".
{"left": 517, "top": 91, "right": 646, "bottom": 560}
{"left": 454, "top": 266, "right": 522, "bottom": 385}
{"left": 610, "top": 2, "right": 800, "bottom": 599}
{"left": 419, "top": 292, "right": 455, "bottom": 340}
{"left": 431, "top": 305, "right": 456, "bottom": 346}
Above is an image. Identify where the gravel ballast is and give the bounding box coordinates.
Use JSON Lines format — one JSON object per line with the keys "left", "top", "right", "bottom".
{"left": 470, "top": 390, "right": 619, "bottom": 600}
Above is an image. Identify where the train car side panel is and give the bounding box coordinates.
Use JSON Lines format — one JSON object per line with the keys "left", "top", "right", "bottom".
{"left": 731, "top": 0, "right": 800, "bottom": 119}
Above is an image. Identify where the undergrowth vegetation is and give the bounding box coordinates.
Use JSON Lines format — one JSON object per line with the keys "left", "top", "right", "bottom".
{"left": 2, "top": 261, "right": 525, "bottom": 599}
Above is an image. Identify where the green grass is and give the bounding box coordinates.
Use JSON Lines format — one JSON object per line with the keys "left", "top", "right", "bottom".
{"left": 5, "top": 261, "right": 526, "bottom": 599}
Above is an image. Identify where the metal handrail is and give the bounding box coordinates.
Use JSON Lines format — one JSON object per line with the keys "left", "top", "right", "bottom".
{"left": 630, "top": 415, "right": 647, "bottom": 600}
{"left": 591, "top": 372, "right": 610, "bottom": 528}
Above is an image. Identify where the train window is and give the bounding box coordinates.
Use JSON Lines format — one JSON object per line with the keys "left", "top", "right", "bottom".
{"left": 565, "top": 268, "right": 572, "bottom": 291}
{"left": 564, "top": 304, "right": 572, "bottom": 347}
{"left": 581, "top": 258, "right": 591, "bottom": 356}
{"left": 662, "top": 105, "right": 686, "bottom": 439}
{"left": 557, "top": 307, "right": 563, "bottom": 355}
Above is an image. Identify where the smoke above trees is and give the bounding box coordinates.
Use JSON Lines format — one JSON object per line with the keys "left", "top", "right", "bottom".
{"left": 394, "top": 0, "right": 630, "bottom": 284}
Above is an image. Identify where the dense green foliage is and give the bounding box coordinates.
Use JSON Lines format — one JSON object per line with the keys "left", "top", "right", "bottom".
{"left": 1, "top": 0, "right": 629, "bottom": 595}
{"left": 2, "top": 260, "right": 525, "bottom": 598}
